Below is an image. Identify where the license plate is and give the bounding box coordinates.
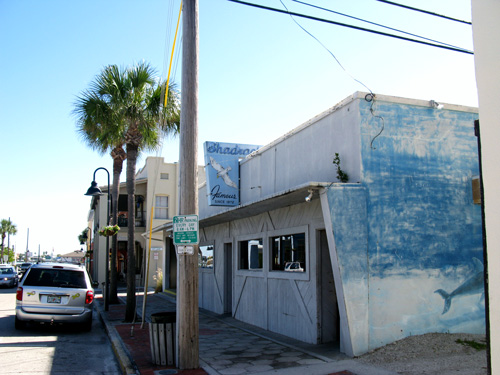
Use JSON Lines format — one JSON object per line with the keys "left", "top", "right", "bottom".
{"left": 47, "top": 296, "right": 61, "bottom": 304}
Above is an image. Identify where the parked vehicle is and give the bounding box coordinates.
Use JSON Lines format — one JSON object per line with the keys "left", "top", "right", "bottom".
{"left": 15, "top": 263, "right": 97, "bottom": 331}
{"left": 0, "top": 265, "right": 19, "bottom": 288}
{"left": 18, "top": 262, "right": 33, "bottom": 278}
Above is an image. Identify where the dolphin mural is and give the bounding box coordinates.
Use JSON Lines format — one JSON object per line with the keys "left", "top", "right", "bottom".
{"left": 434, "top": 257, "right": 484, "bottom": 315}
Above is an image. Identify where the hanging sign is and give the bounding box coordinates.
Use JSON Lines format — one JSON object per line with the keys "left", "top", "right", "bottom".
{"left": 203, "top": 141, "right": 261, "bottom": 207}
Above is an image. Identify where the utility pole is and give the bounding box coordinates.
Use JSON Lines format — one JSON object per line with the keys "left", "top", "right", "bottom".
{"left": 26, "top": 228, "right": 29, "bottom": 262}
{"left": 177, "top": 0, "right": 199, "bottom": 369}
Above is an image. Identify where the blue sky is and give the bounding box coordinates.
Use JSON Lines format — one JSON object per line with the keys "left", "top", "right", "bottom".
{"left": 0, "top": 0, "right": 477, "bottom": 256}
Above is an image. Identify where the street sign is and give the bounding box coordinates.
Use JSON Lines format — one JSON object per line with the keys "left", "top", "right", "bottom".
{"left": 173, "top": 215, "right": 199, "bottom": 245}
{"left": 177, "top": 245, "right": 195, "bottom": 255}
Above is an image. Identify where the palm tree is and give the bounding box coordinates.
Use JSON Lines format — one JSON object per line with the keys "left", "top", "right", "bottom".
{"left": 74, "top": 69, "right": 127, "bottom": 304}
{"left": 75, "top": 62, "right": 180, "bottom": 321}
{"left": 1, "top": 219, "right": 17, "bottom": 261}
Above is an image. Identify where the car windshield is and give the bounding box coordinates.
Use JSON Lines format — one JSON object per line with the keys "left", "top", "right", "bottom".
{"left": 23, "top": 269, "right": 86, "bottom": 288}
{"left": 0, "top": 268, "right": 14, "bottom": 274}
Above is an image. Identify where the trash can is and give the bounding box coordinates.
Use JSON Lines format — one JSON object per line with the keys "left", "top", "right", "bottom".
{"left": 149, "top": 312, "right": 176, "bottom": 366}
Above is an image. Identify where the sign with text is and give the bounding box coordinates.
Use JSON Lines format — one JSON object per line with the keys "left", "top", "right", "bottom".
{"left": 204, "top": 141, "right": 261, "bottom": 207}
{"left": 176, "top": 245, "right": 195, "bottom": 255}
{"left": 173, "top": 215, "right": 199, "bottom": 245}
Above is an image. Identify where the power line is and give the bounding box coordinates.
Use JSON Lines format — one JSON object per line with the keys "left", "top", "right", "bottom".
{"left": 227, "top": 0, "right": 473, "bottom": 55}
{"left": 278, "top": 0, "right": 373, "bottom": 94}
{"left": 376, "top": 0, "right": 472, "bottom": 25}
{"left": 291, "top": 0, "right": 468, "bottom": 51}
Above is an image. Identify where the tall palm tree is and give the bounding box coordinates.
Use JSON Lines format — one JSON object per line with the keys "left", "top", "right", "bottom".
{"left": 0, "top": 219, "right": 17, "bottom": 261}
{"left": 75, "top": 62, "right": 180, "bottom": 321}
{"left": 74, "top": 71, "right": 127, "bottom": 304}
{"left": 121, "top": 62, "right": 180, "bottom": 321}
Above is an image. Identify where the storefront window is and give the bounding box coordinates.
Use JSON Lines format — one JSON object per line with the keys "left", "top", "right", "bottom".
{"left": 239, "top": 239, "right": 263, "bottom": 270}
{"left": 199, "top": 245, "right": 214, "bottom": 268}
{"left": 271, "top": 233, "right": 306, "bottom": 272}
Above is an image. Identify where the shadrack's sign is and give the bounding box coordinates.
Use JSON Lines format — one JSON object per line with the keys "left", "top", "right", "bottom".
{"left": 204, "top": 141, "right": 260, "bottom": 206}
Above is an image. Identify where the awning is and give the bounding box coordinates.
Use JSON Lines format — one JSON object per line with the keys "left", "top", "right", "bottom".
{"left": 152, "top": 182, "right": 331, "bottom": 233}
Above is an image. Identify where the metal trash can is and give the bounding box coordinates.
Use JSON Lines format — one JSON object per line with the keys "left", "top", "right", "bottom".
{"left": 149, "top": 312, "right": 176, "bottom": 366}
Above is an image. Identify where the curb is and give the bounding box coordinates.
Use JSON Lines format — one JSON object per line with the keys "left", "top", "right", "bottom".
{"left": 95, "top": 301, "right": 139, "bottom": 375}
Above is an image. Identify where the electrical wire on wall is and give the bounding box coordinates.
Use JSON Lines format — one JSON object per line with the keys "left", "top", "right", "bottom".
{"left": 365, "top": 93, "right": 385, "bottom": 149}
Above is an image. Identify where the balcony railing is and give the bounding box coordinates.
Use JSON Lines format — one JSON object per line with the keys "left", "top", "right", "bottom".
{"left": 117, "top": 217, "right": 145, "bottom": 227}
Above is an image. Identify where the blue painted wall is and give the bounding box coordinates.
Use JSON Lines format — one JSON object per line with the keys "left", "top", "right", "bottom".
{"left": 327, "top": 98, "right": 484, "bottom": 354}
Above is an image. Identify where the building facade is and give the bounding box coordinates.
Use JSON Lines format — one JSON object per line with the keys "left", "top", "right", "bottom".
{"left": 162, "top": 92, "right": 484, "bottom": 356}
{"left": 87, "top": 157, "right": 205, "bottom": 289}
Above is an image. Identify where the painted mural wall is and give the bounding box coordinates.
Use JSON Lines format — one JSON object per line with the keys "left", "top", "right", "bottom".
{"left": 327, "top": 97, "right": 484, "bottom": 355}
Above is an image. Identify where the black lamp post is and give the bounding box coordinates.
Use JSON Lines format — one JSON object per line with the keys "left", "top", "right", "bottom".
{"left": 85, "top": 167, "right": 111, "bottom": 312}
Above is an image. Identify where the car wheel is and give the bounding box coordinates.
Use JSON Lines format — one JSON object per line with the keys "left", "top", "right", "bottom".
{"left": 15, "top": 316, "right": 26, "bottom": 330}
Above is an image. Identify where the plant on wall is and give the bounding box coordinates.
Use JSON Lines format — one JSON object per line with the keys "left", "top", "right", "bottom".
{"left": 333, "top": 153, "right": 349, "bottom": 182}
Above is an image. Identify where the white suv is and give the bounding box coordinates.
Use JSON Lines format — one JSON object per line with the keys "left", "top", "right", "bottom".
{"left": 15, "top": 263, "right": 96, "bottom": 331}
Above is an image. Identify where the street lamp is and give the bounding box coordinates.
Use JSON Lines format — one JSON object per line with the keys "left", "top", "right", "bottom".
{"left": 85, "top": 167, "right": 111, "bottom": 311}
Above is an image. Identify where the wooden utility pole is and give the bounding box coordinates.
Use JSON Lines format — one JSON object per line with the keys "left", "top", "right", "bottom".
{"left": 177, "top": 0, "right": 199, "bottom": 369}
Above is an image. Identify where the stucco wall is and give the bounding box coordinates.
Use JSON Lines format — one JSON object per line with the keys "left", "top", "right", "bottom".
{"left": 326, "top": 96, "right": 484, "bottom": 355}
{"left": 472, "top": 1, "right": 500, "bottom": 372}
{"left": 326, "top": 185, "right": 369, "bottom": 355}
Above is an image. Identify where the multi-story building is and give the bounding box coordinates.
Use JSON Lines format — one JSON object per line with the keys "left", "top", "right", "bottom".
{"left": 86, "top": 156, "right": 205, "bottom": 289}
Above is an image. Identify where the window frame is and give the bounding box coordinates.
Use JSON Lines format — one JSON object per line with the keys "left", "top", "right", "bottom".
{"left": 198, "top": 242, "right": 215, "bottom": 271}
{"left": 154, "top": 195, "right": 169, "bottom": 220}
{"left": 236, "top": 235, "right": 264, "bottom": 274}
{"left": 267, "top": 225, "right": 309, "bottom": 281}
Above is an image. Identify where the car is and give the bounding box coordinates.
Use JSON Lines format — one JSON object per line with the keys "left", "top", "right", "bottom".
{"left": 15, "top": 263, "right": 97, "bottom": 331}
{"left": 0, "top": 265, "right": 19, "bottom": 288}
{"left": 18, "top": 262, "right": 33, "bottom": 277}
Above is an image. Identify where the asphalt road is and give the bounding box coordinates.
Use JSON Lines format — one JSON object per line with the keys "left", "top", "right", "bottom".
{"left": 0, "top": 286, "right": 122, "bottom": 374}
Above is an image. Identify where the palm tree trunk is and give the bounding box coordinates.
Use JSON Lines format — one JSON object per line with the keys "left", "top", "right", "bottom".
{"left": 109, "top": 149, "right": 125, "bottom": 304}
{"left": 0, "top": 236, "right": 4, "bottom": 261}
{"left": 125, "top": 144, "right": 138, "bottom": 322}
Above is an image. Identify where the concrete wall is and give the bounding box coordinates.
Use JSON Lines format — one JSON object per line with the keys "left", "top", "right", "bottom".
{"left": 324, "top": 95, "right": 483, "bottom": 355}
{"left": 472, "top": 1, "right": 500, "bottom": 372}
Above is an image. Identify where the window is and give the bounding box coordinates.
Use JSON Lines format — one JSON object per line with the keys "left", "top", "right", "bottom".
{"left": 24, "top": 269, "right": 87, "bottom": 288}
{"left": 271, "top": 233, "right": 306, "bottom": 272}
{"left": 154, "top": 195, "right": 168, "bottom": 219}
{"left": 160, "top": 173, "right": 169, "bottom": 180}
{"left": 198, "top": 245, "right": 214, "bottom": 268}
{"left": 239, "top": 239, "right": 263, "bottom": 270}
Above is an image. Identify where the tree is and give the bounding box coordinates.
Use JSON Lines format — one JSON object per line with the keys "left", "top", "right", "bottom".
{"left": 74, "top": 73, "right": 127, "bottom": 304}
{"left": 74, "top": 62, "right": 180, "bottom": 321}
{"left": 0, "top": 219, "right": 17, "bottom": 261}
{"left": 2, "top": 247, "right": 16, "bottom": 263}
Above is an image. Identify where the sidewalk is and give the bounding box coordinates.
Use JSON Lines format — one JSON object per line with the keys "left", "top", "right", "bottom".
{"left": 95, "top": 289, "right": 398, "bottom": 375}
